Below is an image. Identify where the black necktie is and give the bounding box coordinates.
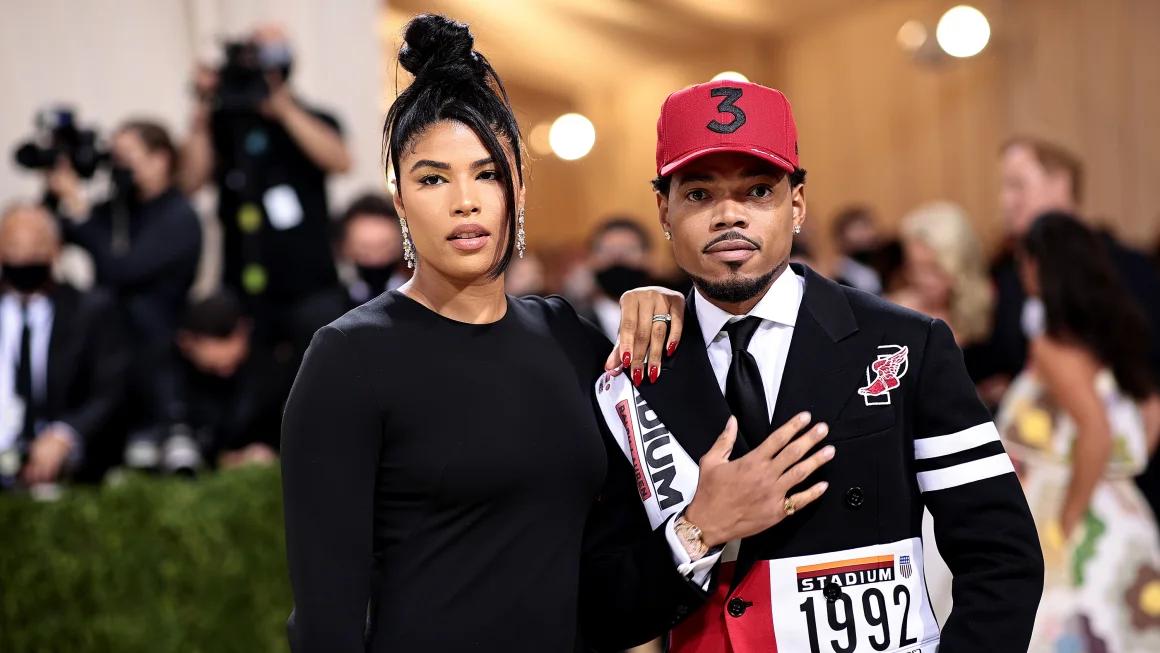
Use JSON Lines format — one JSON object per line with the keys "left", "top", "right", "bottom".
{"left": 723, "top": 316, "right": 769, "bottom": 447}
{"left": 15, "top": 302, "right": 36, "bottom": 445}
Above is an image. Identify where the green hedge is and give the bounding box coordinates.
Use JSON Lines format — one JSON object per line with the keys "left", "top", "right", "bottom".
{"left": 0, "top": 467, "right": 290, "bottom": 653}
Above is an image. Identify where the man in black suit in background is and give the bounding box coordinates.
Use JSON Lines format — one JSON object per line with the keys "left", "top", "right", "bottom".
{"left": 0, "top": 203, "right": 128, "bottom": 488}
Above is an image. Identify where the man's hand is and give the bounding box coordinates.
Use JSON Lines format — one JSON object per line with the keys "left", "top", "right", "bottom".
{"left": 180, "top": 63, "right": 219, "bottom": 194}
{"left": 605, "top": 286, "right": 685, "bottom": 385}
{"left": 191, "top": 63, "right": 219, "bottom": 105}
{"left": 260, "top": 82, "right": 296, "bottom": 122}
{"left": 46, "top": 159, "right": 88, "bottom": 219}
{"left": 188, "top": 63, "right": 219, "bottom": 129}
{"left": 21, "top": 427, "right": 75, "bottom": 486}
{"left": 684, "top": 412, "right": 833, "bottom": 548}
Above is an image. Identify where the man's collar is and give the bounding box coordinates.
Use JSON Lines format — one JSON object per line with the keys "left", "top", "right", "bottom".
{"left": 0, "top": 291, "right": 52, "bottom": 321}
{"left": 693, "top": 266, "right": 804, "bottom": 347}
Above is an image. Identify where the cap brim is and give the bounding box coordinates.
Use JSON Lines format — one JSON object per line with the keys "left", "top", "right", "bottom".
{"left": 659, "top": 145, "right": 795, "bottom": 177}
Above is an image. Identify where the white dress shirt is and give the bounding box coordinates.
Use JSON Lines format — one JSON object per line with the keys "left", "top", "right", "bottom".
{"left": 592, "top": 295, "right": 622, "bottom": 343}
{"left": 664, "top": 268, "right": 806, "bottom": 587}
{"left": 0, "top": 293, "right": 54, "bottom": 451}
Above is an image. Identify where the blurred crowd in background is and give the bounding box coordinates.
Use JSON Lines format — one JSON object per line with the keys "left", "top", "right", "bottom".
{"left": 2, "top": 23, "right": 1160, "bottom": 529}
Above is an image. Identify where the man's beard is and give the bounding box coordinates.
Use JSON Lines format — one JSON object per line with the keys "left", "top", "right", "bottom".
{"left": 690, "top": 267, "right": 778, "bottom": 304}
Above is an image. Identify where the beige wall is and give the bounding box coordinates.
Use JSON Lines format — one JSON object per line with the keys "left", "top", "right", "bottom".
{"left": 777, "top": 0, "right": 1160, "bottom": 254}
{"left": 1003, "top": 0, "right": 1160, "bottom": 247}
{"left": 772, "top": 0, "right": 1008, "bottom": 255}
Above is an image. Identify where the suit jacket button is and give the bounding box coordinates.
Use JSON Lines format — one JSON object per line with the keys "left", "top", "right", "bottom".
{"left": 844, "top": 486, "right": 865, "bottom": 509}
{"left": 824, "top": 582, "right": 844, "bottom": 603}
{"left": 727, "top": 597, "right": 751, "bottom": 617}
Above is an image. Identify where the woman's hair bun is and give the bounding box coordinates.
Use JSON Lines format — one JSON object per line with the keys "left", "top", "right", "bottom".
{"left": 398, "top": 14, "right": 476, "bottom": 78}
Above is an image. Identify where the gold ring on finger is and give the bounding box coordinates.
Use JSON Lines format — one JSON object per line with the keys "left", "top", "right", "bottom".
{"left": 784, "top": 497, "right": 797, "bottom": 516}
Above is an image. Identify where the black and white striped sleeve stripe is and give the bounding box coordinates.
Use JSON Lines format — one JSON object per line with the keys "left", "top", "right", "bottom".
{"left": 910, "top": 319, "right": 1043, "bottom": 650}
{"left": 911, "top": 319, "right": 1017, "bottom": 493}
{"left": 913, "top": 422, "right": 1014, "bottom": 492}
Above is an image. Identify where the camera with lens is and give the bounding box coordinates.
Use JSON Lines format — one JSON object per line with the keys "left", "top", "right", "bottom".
{"left": 215, "top": 39, "right": 293, "bottom": 113}
{"left": 13, "top": 107, "right": 108, "bottom": 178}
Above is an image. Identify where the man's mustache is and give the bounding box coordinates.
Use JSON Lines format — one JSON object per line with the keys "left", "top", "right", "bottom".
{"left": 702, "top": 230, "right": 761, "bottom": 253}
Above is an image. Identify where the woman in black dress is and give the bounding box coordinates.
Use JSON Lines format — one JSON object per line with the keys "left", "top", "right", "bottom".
{"left": 281, "top": 15, "right": 697, "bottom": 652}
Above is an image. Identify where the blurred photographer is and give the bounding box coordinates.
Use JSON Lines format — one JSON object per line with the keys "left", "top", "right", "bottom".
{"left": 179, "top": 23, "right": 350, "bottom": 344}
{"left": 46, "top": 119, "right": 202, "bottom": 346}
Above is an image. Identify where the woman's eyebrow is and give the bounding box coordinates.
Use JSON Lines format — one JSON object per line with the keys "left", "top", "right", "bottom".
{"left": 409, "top": 159, "right": 450, "bottom": 172}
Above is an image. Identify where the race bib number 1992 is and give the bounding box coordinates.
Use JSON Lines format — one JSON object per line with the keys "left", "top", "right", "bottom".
{"left": 768, "top": 538, "right": 940, "bottom": 653}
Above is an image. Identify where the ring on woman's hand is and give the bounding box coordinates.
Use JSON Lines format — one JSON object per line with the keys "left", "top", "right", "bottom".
{"left": 652, "top": 314, "right": 672, "bottom": 324}
{"left": 784, "top": 497, "right": 797, "bottom": 516}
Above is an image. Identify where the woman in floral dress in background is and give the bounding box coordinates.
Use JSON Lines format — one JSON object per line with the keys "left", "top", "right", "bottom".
{"left": 997, "top": 212, "right": 1160, "bottom": 652}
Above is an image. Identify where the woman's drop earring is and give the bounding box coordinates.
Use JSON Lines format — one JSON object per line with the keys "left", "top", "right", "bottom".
{"left": 516, "top": 208, "right": 527, "bottom": 259}
{"left": 664, "top": 231, "right": 673, "bottom": 241}
{"left": 793, "top": 225, "right": 802, "bottom": 235}
{"left": 400, "top": 217, "right": 416, "bottom": 269}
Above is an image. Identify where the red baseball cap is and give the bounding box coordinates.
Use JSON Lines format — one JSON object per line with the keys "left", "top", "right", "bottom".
{"left": 656, "top": 80, "right": 799, "bottom": 177}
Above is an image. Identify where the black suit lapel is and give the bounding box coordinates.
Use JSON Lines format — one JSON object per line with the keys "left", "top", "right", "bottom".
{"left": 767, "top": 265, "right": 866, "bottom": 434}
{"left": 46, "top": 286, "right": 79, "bottom": 415}
{"left": 636, "top": 291, "right": 748, "bottom": 462}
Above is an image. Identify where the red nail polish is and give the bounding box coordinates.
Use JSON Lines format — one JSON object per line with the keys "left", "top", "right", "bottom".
{"left": 666, "top": 341, "right": 677, "bottom": 356}
{"left": 632, "top": 368, "right": 643, "bottom": 387}
{"left": 649, "top": 365, "right": 659, "bottom": 383}
{"left": 622, "top": 352, "right": 632, "bottom": 368}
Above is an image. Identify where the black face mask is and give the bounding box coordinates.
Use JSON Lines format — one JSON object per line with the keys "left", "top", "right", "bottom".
{"left": 356, "top": 263, "right": 397, "bottom": 295}
{"left": 848, "top": 246, "right": 878, "bottom": 266}
{"left": 110, "top": 165, "right": 140, "bottom": 205}
{"left": 595, "top": 264, "right": 650, "bottom": 299}
{"left": 2, "top": 263, "right": 53, "bottom": 293}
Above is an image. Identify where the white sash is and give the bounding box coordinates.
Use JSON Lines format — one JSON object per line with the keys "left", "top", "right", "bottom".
{"left": 594, "top": 370, "right": 698, "bottom": 529}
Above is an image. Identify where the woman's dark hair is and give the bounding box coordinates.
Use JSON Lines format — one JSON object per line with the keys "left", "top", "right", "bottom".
{"left": 651, "top": 167, "right": 807, "bottom": 196}
{"left": 1022, "top": 212, "right": 1154, "bottom": 399}
{"left": 383, "top": 15, "right": 523, "bottom": 278}
{"left": 118, "top": 119, "right": 179, "bottom": 179}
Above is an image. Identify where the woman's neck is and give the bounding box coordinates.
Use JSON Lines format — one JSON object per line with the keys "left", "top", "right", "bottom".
{"left": 400, "top": 266, "right": 507, "bottom": 324}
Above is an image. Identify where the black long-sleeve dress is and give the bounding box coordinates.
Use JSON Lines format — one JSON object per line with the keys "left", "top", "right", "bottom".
{"left": 281, "top": 290, "right": 701, "bottom": 652}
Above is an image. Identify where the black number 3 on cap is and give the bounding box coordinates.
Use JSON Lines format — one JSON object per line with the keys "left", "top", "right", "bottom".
{"left": 707, "top": 87, "right": 746, "bottom": 134}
